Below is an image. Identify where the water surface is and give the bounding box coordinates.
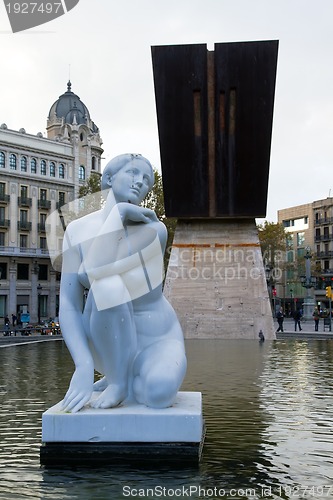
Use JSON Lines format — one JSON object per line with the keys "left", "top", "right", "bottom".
{"left": 0, "top": 339, "right": 332, "bottom": 499}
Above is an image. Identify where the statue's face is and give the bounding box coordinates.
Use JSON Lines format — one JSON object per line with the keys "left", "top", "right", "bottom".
{"left": 112, "top": 159, "right": 153, "bottom": 204}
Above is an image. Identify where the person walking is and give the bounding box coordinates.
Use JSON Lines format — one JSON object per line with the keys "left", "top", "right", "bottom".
{"left": 312, "top": 307, "right": 320, "bottom": 332}
{"left": 276, "top": 307, "right": 284, "bottom": 332}
{"left": 293, "top": 308, "right": 302, "bottom": 332}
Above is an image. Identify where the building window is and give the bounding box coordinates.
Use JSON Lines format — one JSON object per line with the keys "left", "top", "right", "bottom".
{"left": 0, "top": 233, "right": 5, "bottom": 246}
{"left": 0, "top": 152, "right": 5, "bottom": 168}
{"left": 40, "top": 237, "right": 47, "bottom": 249}
{"left": 17, "top": 263, "right": 29, "bottom": 280}
{"left": 19, "top": 234, "right": 28, "bottom": 248}
{"left": 40, "top": 160, "right": 47, "bottom": 175}
{"left": 0, "top": 183, "right": 5, "bottom": 198}
{"left": 92, "top": 156, "right": 96, "bottom": 170}
{"left": 20, "top": 209, "right": 28, "bottom": 224}
{"left": 297, "top": 232, "right": 305, "bottom": 247}
{"left": 31, "top": 158, "right": 37, "bottom": 173}
{"left": 21, "top": 185, "right": 28, "bottom": 198}
{"left": 38, "top": 264, "right": 48, "bottom": 281}
{"left": 9, "top": 154, "right": 17, "bottom": 170}
{"left": 50, "top": 162, "right": 56, "bottom": 177}
{"left": 79, "top": 165, "right": 85, "bottom": 181}
{"left": 20, "top": 156, "right": 27, "bottom": 172}
{"left": 40, "top": 189, "right": 47, "bottom": 201}
{"left": 0, "top": 206, "right": 5, "bottom": 223}
{"left": 58, "top": 192, "right": 65, "bottom": 207}
{"left": 59, "top": 164, "right": 65, "bottom": 179}
{"left": 40, "top": 295, "right": 48, "bottom": 318}
{"left": 0, "top": 262, "right": 7, "bottom": 279}
{"left": 39, "top": 213, "right": 46, "bottom": 231}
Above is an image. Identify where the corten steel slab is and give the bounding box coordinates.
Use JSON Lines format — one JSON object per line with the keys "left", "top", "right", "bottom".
{"left": 152, "top": 44, "right": 209, "bottom": 218}
{"left": 151, "top": 40, "right": 278, "bottom": 218}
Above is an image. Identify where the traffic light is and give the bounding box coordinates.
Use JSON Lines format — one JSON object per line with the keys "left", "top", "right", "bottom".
{"left": 272, "top": 287, "right": 277, "bottom": 297}
{"left": 325, "top": 286, "right": 332, "bottom": 299}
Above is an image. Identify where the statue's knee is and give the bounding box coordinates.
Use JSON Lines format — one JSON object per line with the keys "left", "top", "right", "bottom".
{"left": 143, "top": 373, "right": 179, "bottom": 409}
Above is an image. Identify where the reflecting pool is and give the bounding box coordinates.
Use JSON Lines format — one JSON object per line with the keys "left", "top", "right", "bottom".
{"left": 0, "top": 339, "right": 333, "bottom": 499}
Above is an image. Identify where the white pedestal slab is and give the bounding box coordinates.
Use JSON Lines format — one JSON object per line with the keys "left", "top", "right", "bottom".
{"left": 40, "top": 392, "right": 204, "bottom": 466}
{"left": 42, "top": 391, "right": 202, "bottom": 443}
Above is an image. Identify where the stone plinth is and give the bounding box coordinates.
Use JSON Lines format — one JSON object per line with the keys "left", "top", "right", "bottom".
{"left": 164, "top": 219, "right": 275, "bottom": 340}
{"left": 40, "top": 391, "right": 204, "bottom": 466}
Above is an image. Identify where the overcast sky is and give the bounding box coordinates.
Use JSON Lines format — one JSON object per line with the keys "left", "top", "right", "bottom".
{"left": 1, "top": 0, "right": 332, "bottom": 222}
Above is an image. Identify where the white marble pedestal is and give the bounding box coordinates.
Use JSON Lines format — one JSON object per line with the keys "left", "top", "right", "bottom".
{"left": 40, "top": 391, "right": 204, "bottom": 466}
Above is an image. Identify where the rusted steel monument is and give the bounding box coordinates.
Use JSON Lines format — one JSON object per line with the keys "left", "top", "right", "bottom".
{"left": 152, "top": 41, "right": 279, "bottom": 339}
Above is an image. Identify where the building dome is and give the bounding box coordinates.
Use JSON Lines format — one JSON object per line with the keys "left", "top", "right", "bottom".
{"left": 48, "top": 81, "right": 99, "bottom": 132}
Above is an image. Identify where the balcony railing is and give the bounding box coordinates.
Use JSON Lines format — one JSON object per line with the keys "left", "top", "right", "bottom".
{"left": 0, "top": 246, "right": 52, "bottom": 258}
{"left": 38, "top": 223, "right": 51, "bottom": 233}
{"left": 0, "top": 219, "right": 10, "bottom": 228}
{"left": 314, "top": 234, "right": 333, "bottom": 242}
{"left": 17, "top": 221, "right": 32, "bottom": 231}
{"left": 0, "top": 193, "right": 10, "bottom": 203}
{"left": 38, "top": 199, "right": 51, "bottom": 209}
{"left": 314, "top": 217, "right": 333, "bottom": 226}
{"left": 56, "top": 201, "right": 66, "bottom": 210}
{"left": 18, "top": 197, "right": 32, "bottom": 207}
{"left": 316, "top": 250, "right": 333, "bottom": 259}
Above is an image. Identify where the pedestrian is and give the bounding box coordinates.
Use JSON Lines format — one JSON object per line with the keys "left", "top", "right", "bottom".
{"left": 276, "top": 307, "right": 284, "bottom": 332}
{"left": 312, "top": 307, "right": 320, "bottom": 332}
{"left": 293, "top": 308, "right": 302, "bottom": 332}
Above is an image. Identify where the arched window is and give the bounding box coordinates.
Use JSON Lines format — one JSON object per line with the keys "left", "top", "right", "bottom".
{"left": 40, "top": 160, "right": 47, "bottom": 175}
{"left": 20, "top": 156, "right": 27, "bottom": 172}
{"left": 79, "top": 165, "right": 85, "bottom": 181}
{"left": 9, "top": 154, "right": 17, "bottom": 170}
{"left": 92, "top": 156, "right": 96, "bottom": 170}
{"left": 59, "top": 164, "right": 65, "bottom": 179}
{"left": 50, "top": 162, "right": 56, "bottom": 177}
{"left": 31, "top": 158, "right": 37, "bottom": 173}
{"left": 0, "top": 152, "right": 5, "bottom": 168}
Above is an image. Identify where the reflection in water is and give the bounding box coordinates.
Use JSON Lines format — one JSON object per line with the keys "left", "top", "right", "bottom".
{"left": 0, "top": 339, "right": 332, "bottom": 499}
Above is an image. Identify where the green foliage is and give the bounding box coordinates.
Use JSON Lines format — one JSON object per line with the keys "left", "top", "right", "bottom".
{"left": 78, "top": 173, "right": 103, "bottom": 215}
{"left": 142, "top": 169, "right": 177, "bottom": 254}
{"left": 257, "top": 221, "right": 287, "bottom": 267}
{"left": 79, "top": 173, "right": 101, "bottom": 197}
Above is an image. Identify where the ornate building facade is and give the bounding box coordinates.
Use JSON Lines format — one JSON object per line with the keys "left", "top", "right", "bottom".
{"left": 277, "top": 197, "right": 333, "bottom": 315}
{"left": 0, "top": 82, "right": 103, "bottom": 323}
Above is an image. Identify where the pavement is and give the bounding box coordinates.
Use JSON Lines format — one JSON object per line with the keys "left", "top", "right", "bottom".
{"left": 0, "top": 329, "right": 62, "bottom": 346}
{"left": 274, "top": 318, "right": 333, "bottom": 340}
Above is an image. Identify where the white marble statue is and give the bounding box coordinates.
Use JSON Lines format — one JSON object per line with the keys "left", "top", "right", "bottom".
{"left": 59, "top": 154, "right": 187, "bottom": 412}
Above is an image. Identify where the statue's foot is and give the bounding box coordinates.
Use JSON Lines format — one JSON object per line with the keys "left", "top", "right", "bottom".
{"left": 90, "top": 384, "right": 127, "bottom": 409}
{"left": 93, "top": 376, "right": 108, "bottom": 392}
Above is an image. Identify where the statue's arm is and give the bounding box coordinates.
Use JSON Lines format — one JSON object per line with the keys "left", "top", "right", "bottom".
{"left": 59, "top": 228, "right": 93, "bottom": 371}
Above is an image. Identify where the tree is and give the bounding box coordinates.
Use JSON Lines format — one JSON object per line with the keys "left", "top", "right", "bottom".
{"left": 142, "top": 169, "right": 177, "bottom": 266}
{"left": 257, "top": 221, "right": 287, "bottom": 268}
{"left": 79, "top": 172, "right": 101, "bottom": 197}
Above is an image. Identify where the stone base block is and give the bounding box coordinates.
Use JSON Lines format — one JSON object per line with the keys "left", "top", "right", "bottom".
{"left": 164, "top": 219, "right": 276, "bottom": 339}
{"left": 40, "top": 391, "right": 204, "bottom": 466}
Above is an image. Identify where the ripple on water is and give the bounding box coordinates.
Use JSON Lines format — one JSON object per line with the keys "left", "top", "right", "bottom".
{"left": 0, "top": 340, "right": 333, "bottom": 499}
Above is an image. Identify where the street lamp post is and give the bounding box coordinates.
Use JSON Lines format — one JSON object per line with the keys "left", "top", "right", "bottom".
{"left": 265, "top": 264, "right": 274, "bottom": 316}
{"left": 300, "top": 247, "right": 316, "bottom": 320}
{"left": 37, "top": 284, "right": 42, "bottom": 325}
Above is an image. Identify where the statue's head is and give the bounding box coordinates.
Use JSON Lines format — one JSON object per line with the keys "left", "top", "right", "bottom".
{"left": 101, "top": 154, "right": 154, "bottom": 204}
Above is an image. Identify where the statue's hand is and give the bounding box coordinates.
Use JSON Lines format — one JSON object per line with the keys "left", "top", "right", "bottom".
{"left": 117, "top": 203, "right": 158, "bottom": 224}
{"left": 61, "top": 366, "right": 94, "bottom": 413}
